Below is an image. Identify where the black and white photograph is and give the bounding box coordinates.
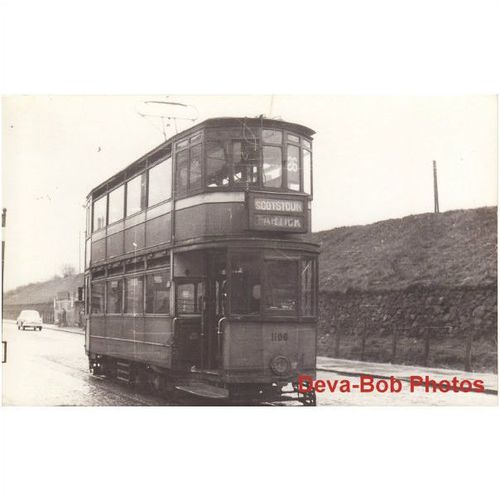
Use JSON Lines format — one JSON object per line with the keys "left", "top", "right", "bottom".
{"left": 1, "top": 2, "right": 499, "bottom": 500}
{"left": 1, "top": 95, "right": 497, "bottom": 406}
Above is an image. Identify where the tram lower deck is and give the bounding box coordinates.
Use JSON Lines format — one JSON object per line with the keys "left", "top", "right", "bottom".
{"left": 86, "top": 243, "right": 318, "bottom": 404}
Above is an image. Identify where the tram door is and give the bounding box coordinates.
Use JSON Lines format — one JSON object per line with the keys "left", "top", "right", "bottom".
{"left": 202, "top": 252, "right": 226, "bottom": 369}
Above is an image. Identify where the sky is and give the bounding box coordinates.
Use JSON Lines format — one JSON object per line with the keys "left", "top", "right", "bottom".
{"left": 1, "top": 95, "right": 497, "bottom": 291}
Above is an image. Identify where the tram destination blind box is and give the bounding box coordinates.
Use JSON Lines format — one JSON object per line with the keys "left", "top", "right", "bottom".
{"left": 247, "top": 192, "right": 308, "bottom": 233}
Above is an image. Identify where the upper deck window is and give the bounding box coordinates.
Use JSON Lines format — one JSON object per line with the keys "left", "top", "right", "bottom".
{"left": 108, "top": 185, "right": 124, "bottom": 224}
{"left": 233, "top": 141, "right": 259, "bottom": 185}
{"left": 93, "top": 196, "right": 107, "bottom": 231}
{"left": 263, "top": 129, "right": 282, "bottom": 144}
{"left": 127, "top": 174, "right": 146, "bottom": 216}
{"left": 175, "top": 149, "right": 189, "bottom": 197}
{"left": 262, "top": 146, "right": 283, "bottom": 188}
{"left": 86, "top": 201, "right": 91, "bottom": 236}
{"left": 190, "top": 144, "right": 202, "bottom": 191}
{"left": 148, "top": 157, "right": 172, "bottom": 206}
{"left": 190, "top": 132, "right": 202, "bottom": 144}
{"left": 206, "top": 142, "right": 230, "bottom": 187}
{"left": 303, "top": 149, "right": 312, "bottom": 195}
{"left": 176, "top": 143, "right": 203, "bottom": 197}
{"left": 287, "top": 144, "right": 300, "bottom": 191}
{"left": 288, "top": 133, "right": 300, "bottom": 143}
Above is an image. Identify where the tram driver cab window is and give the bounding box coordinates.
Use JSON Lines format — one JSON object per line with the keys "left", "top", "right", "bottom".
{"left": 230, "top": 253, "right": 261, "bottom": 315}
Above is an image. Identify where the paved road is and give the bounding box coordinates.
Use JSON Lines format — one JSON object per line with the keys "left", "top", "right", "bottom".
{"left": 2, "top": 321, "right": 170, "bottom": 406}
{"left": 1, "top": 321, "right": 496, "bottom": 406}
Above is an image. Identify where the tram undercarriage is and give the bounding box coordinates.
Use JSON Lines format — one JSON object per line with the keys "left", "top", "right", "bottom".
{"left": 89, "top": 354, "right": 317, "bottom": 406}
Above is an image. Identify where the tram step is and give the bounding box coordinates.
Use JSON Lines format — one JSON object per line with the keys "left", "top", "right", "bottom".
{"left": 175, "top": 382, "right": 229, "bottom": 400}
{"left": 116, "top": 361, "right": 132, "bottom": 383}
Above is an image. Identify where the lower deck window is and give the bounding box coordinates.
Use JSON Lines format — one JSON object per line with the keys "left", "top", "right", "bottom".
{"left": 106, "top": 279, "right": 123, "bottom": 313}
{"left": 146, "top": 272, "right": 170, "bottom": 314}
{"left": 230, "top": 253, "right": 261, "bottom": 315}
{"left": 263, "top": 260, "right": 298, "bottom": 313}
{"left": 177, "top": 281, "right": 204, "bottom": 314}
{"left": 301, "top": 259, "right": 315, "bottom": 316}
{"left": 125, "top": 277, "right": 144, "bottom": 314}
{"left": 91, "top": 282, "right": 105, "bottom": 313}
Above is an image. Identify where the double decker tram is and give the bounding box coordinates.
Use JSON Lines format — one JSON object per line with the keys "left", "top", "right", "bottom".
{"left": 84, "top": 117, "right": 319, "bottom": 405}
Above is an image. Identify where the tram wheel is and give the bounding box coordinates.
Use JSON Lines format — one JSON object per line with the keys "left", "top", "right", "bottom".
{"left": 149, "top": 371, "right": 166, "bottom": 395}
{"left": 301, "top": 392, "right": 317, "bottom": 406}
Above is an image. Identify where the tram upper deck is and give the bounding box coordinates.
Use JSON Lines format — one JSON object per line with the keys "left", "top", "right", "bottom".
{"left": 85, "top": 117, "right": 315, "bottom": 269}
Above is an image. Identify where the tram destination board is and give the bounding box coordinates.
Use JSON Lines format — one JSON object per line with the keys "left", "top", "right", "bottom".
{"left": 247, "top": 192, "right": 308, "bottom": 233}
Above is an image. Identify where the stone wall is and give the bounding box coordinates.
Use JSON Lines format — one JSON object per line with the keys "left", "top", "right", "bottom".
{"left": 318, "top": 285, "right": 497, "bottom": 373}
{"left": 3, "top": 302, "right": 55, "bottom": 324}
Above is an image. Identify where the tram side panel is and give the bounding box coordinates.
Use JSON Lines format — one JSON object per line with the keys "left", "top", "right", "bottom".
{"left": 87, "top": 315, "right": 175, "bottom": 369}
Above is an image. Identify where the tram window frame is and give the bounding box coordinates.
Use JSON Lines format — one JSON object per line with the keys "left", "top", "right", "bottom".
{"left": 228, "top": 252, "right": 262, "bottom": 316}
{"left": 189, "top": 143, "right": 203, "bottom": 192}
{"left": 126, "top": 173, "right": 147, "bottom": 217}
{"left": 148, "top": 156, "right": 172, "bottom": 207}
{"left": 85, "top": 238, "right": 91, "bottom": 269}
{"left": 108, "top": 184, "right": 125, "bottom": 225}
{"left": 227, "top": 250, "right": 317, "bottom": 321}
{"left": 106, "top": 278, "right": 124, "bottom": 314}
{"left": 261, "top": 129, "right": 282, "bottom": 190}
{"left": 302, "top": 147, "right": 312, "bottom": 196}
{"left": 286, "top": 143, "right": 301, "bottom": 192}
{"left": 175, "top": 148, "right": 189, "bottom": 197}
{"left": 92, "top": 195, "right": 107, "bottom": 232}
{"left": 175, "top": 141, "right": 205, "bottom": 198}
{"left": 90, "top": 281, "right": 106, "bottom": 315}
{"left": 145, "top": 271, "right": 171, "bottom": 315}
{"left": 86, "top": 201, "right": 91, "bottom": 236}
{"left": 262, "top": 258, "right": 299, "bottom": 316}
{"left": 124, "top": 276, "right": 145, "bottom": 315}
{"left": 232, "top": 139, "right": 259, "bottom": 186}
{"left": 176, "top": 279, "right": 205, "bottom": 316}
{"left": 206, "top": 140, "right": 231, "bottom": 188}
{"left": 262, "top": 145, "right": 283, "bottom": 189}
{"left": 300, "top": 257, "right": 316, "bottom": 318}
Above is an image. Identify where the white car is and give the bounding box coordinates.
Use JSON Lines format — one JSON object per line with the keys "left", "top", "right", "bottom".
{"left": 16, "top": 310, "right": 43, "bottom": 331}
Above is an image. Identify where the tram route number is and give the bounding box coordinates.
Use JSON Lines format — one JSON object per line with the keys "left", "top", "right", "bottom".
{"left": 271, "top": 332, "right": 288, "bottom": 342}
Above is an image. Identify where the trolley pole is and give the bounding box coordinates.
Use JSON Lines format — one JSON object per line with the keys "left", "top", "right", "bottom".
{"left": 433, "top": 160, "right": 440, "bottom": 214}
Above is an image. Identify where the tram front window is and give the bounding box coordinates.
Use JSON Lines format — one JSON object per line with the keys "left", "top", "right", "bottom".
{"left": 233, "top": 141, "right": 259, "bottom": 185}
{"left": 263, "top": 260, "right": 298, "bottom": 313}
{"left": 230, "top": 253, "right": 261, "bottom": 315}
{"left": 263, "top": 146, "right": 283, "bottom": 188}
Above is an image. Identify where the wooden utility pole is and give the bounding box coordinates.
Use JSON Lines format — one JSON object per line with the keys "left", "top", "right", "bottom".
{"left": 433, "top": 160, "right": 440, "bottom": 213}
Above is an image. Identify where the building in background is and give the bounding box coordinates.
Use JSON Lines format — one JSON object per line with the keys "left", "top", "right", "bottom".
{"left": 54, "top": 288, "right": 84, "bottom": 328}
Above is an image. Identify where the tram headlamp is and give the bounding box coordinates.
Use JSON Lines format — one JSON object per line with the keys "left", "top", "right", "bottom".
{"left": 270, "top": 355, "right": 291, "bottom": 376}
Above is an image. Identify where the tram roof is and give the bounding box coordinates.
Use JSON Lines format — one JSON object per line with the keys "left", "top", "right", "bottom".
{"left": 87, "top": 116, "right": 315, "bottom": 200}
